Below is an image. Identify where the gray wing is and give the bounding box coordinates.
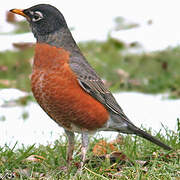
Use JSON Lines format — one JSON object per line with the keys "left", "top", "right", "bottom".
{"left": 69, "top": 57, "right": 172, "bottom": 151}
{"left": 69, "top": 57, "right": 133, "bottom": 124}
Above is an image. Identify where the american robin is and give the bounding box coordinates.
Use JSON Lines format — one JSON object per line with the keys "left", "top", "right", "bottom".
{"left": 10, "top": 4, "right": 172, "bottom": 169}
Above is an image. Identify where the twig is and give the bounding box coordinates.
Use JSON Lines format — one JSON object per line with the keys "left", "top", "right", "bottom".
{"left": 84, "top": 166, "right": 109, "bottom": 180}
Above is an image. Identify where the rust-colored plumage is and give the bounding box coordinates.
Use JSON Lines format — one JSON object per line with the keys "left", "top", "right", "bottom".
{"left": 31, "top": 43, "right": 109, "bottom": 131}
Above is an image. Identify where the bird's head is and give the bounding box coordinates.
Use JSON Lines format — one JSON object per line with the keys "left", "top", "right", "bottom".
{"left": 10, "top": 4, "right": 68, "bottom": 39}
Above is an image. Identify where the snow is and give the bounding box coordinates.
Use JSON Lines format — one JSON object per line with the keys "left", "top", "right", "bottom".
{"left": 0, "top": 89, "right": 179, "bottom": 148}
{"left": 1, "top": 0, "right": 180, "bottom": 52}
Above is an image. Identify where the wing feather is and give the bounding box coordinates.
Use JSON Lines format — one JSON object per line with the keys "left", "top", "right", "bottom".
{"left": 70, "top": 60, "right": 132, "bottom": 124}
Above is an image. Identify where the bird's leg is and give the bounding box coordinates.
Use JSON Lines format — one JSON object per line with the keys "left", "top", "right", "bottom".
{"left": 80, "top": 131, "right": 89, "bottom": 170}
{"left": 65, "top": 130, "right": 75, "bottom": 167}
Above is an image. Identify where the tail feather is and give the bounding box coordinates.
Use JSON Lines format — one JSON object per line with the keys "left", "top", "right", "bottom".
{"left": 128, "top": 125, "right": 172, "bottom": 151}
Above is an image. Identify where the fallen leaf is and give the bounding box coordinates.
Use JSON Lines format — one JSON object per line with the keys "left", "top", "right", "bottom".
{"left": 0, "top": 65, "right": 8, "bottom": 71}
{"left": 6, "top": 11, "right": 17, "bottom": 23}
{"left": 128, "top": 79, "right": 141, "bottom": 86}
{"left": 25, "top": 154, "right": 45, "bottom": 162}
{"left": 0, "top": 79, "right": 11, "bottom": 86}
{"left": 93, "top": 140, "right": 117, "bottom": 156}
{"left": 110, "top": 151, "right": 129, "bottom": 164}
{"left": 13, "top": 42, "right": 35, "bottom": 50}
{"left": 116, "top": 68, "right": 129, "bottom": 79}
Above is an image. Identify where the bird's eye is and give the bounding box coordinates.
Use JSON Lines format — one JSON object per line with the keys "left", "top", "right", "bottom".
{"left": 32, "top": 11, "right": 43, "bottom": 22}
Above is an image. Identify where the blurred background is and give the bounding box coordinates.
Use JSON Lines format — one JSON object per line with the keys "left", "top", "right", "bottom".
{"left": 0, "top": 0, "right": 180, "bottom": 148}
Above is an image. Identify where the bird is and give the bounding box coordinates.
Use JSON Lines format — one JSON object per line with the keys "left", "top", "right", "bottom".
{"left": 10, "top": 4, "right": 172, "bottom": 170}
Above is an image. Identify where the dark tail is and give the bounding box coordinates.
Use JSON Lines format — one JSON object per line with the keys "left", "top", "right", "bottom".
{"left": 128, "top": 125, "right": 172, "bottom": 150}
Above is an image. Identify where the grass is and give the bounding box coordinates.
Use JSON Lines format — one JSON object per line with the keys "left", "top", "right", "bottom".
{"left": 0, "top": 48, "right": 33, "bottom": 91}
{"left": 1, "top": 38, "right": 180, "bottom": 98}
{"left": 79, "top": 40, "right": 180, "bottom": 98}
{"left": 0, "top": 120, "right": 179, "bottom": 179}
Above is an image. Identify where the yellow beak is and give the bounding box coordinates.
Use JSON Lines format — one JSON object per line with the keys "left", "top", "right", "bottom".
{"left": 10, "top": 9, "right": 29, "bottom": 19}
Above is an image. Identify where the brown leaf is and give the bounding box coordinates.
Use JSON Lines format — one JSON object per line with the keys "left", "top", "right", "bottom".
{"left": 93, "top": 140, "right": 117, "bottom": 156}
{"left": 25, "top": 155, "right": 45, "bottom": 162}
{"left": 0, "top": 79, "right": 11, "bottom": 86}
{"left": 110, "top": 151, "right": 128, "bottom": 161}
{"left": 128, "top": 79, "right": 141, "bottom": 86}
{"left": 116, "top": 68, "right": 129, "bottom": 79}
{"left": 6, "top": 11, "right": 17, "bottom": 23}
{"left": 161, "top": 61, "right": 168, "bottom": 71}
{"left": 13, "top": 42, "right": 35, "bottom": 50}
{"left": 0, "top": 65, "right": 8, "bottom": 72}
{"left": 110, "top": 151, "right": 129, "bottom": 165}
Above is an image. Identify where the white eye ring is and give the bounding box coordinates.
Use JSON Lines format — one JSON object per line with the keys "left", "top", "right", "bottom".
{"left": 32, "top": 11, "right": 43, "bottom": 22}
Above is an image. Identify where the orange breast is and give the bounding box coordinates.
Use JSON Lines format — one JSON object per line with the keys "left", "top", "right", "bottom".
{"left": 31, "top": 43, "right": 109, "bottom": 131}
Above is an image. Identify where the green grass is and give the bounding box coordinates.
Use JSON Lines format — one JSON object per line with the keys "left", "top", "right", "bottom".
{"left": 1, "top": 38, "right": 180, "bottom": 98}
{"left": 0, "top": 48, "right": 33, "bottom": 91}
{"left": 79, "top": 40, "right": 180, "bottom": 98}
{"left": 0, "top": 120, "right": 179, "bottom": 179}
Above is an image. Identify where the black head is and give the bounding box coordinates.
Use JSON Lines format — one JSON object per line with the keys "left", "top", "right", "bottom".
{"left": 10, "top": 4, "right": 68, "bottom": 38}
